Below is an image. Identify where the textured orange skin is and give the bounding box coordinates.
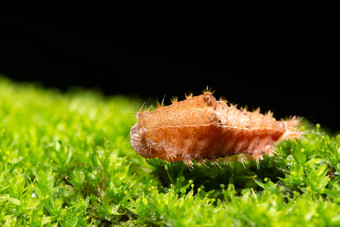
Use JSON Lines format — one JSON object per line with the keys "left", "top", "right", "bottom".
{"left": 130, "top": 92, "right": 302, "bottom": 164}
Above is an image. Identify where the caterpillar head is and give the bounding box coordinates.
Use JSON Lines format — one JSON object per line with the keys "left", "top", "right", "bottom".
{"left": 130, "top": 123, "right": 151, "bottom": 158}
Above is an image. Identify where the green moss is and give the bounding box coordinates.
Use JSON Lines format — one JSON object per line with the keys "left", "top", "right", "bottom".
{"left": 0, "top": 76, "right": 339, "bottom": 226}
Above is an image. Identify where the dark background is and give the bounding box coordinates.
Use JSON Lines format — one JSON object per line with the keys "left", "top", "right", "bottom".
{"left": 0, "top": 10, "right": 338, "bottom": 132}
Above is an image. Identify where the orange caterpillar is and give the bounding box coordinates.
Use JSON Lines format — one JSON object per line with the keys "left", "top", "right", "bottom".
{"left": 130, "top": 91, "right": 303, "bottom": 167}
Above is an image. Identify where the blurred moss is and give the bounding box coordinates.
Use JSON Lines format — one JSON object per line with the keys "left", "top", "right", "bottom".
{"left": 0, "top": 76, "right": 339, "bottom": 226}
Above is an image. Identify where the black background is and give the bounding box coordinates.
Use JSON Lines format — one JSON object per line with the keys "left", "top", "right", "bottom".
{"left": 0, "top": 10, "right": 338, "bottom": 132}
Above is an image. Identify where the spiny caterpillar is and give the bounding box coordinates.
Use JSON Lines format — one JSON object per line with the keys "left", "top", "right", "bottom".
{"left": 130, "top": 90, "right": 304, "bottom": 167}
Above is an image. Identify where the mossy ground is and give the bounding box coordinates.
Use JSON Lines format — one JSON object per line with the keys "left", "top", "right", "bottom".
{"left": 0, "top": 76, "right": 339, "bottom": 226}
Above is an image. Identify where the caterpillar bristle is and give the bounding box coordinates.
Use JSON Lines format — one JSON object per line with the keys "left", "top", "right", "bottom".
{"left": 184, "top": 159, "right": 194, "bottom": 169}
{"left": 156, "top": 101, "right": 163, "bottom": 109}
{"left": 164, "top": 152, "right": 177, "bottom": 161}
{"left": 241, "top": 105, "right": 248, "bottom": 112}
{"left": 285, "top": 116, "right": 303, "bottom": 128}
{"left": 238, "top": 154, "right": 247, "bottom": 168}
{"left": 229, "top": 103, "right": 239, "bottom": 108}
{"left": 171, "top": 96, "right": 178, "bottom": 104}
{"left": 255, "top": 155, "right": 264, "bottom": 167}
{"left": 219, "top": 97, "right": 228, "bottom": 103}
{"left": 266, "top": 110, "right": 273, "bottom": 117}
{"left": 185, "top": 92, "right": 193, "bottom": 99}
{"left": 269, "top": 148, "right": 278, "bottom": 156}
{"left": 198, "top": 159, "right": 210, "bottom": 168}
{"left": 138, "top": 102, "right": 147, "bottom": 113}
{"left": 210, "top": 160, "right": 223, "bottom": 169}
{"left": 223, "top": 157, "right": 232, "bottom": 165}
{"left": 253, "top": 107, "right": 261, "bottom": 114}
{"left": 203, "top": 86, "right": 215, "bottom": 95}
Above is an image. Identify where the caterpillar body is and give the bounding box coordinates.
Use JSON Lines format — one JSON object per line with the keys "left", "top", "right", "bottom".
{"left": 130, "top": 91, "right": 303, "bottom": 167}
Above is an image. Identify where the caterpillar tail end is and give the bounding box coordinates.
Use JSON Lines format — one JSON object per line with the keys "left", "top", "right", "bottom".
{"left": 277, "top": 117, "right": 306, "bottom": 144}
